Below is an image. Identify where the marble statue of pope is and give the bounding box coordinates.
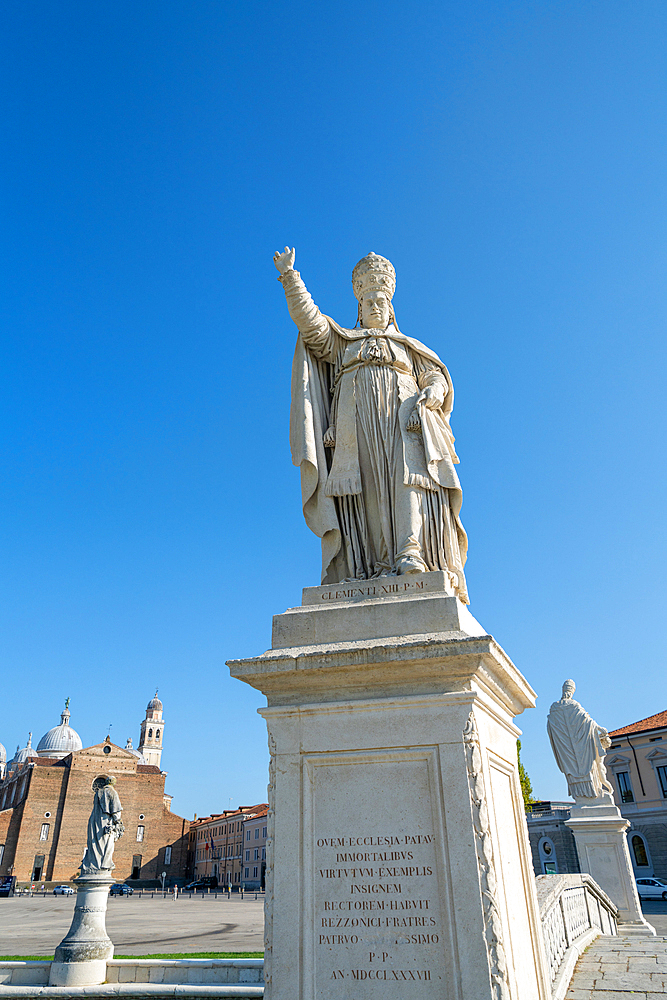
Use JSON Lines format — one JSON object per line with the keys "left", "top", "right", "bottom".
{"left": 274, "top": 248, "right": 468, "bottom": 602}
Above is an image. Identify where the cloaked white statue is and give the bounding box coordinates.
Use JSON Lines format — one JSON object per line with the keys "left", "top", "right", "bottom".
{"left": 80, "top": 775, "right": 125, "bottom": 874}
{"left": 274, "top": 247, "right": 468, "bottom": 601}
{"left": 547, "top": 680, "right": 613, "bottom": 800}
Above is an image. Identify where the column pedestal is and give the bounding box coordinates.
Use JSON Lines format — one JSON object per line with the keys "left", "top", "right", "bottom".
{"left": 566, "top": 797, "right": 656, "bottom": 935}
{"left": 49, "top": 875, "right": 115, "bottom": 986}
{"left": 228, "top": 574, "right": 551, "bottom": 1000}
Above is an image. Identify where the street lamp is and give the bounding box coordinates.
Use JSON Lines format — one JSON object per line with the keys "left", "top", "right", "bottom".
{"left": 160, "top": 871, "right": 166, "bottom": 896}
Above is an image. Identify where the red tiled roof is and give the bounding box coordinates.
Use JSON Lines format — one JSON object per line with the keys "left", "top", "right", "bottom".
{"left": 191, "top": 803, "right": 269, "bottom": 827}
{"left": 246, "top": 806, "right": 268, "bottom": 820}
{"left": 609, "top": 709, "right": 667, "bottom": 737}
{"left": 136, "top": 764, "right": 162, "bottom": 774}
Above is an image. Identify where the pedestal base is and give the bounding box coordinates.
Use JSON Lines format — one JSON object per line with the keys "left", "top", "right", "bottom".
{"left": 49, "top": 875, "right": 115, "bottom": 986}
{"left": 228, "top": 578, "right": 551, "bottom": 1000}
{"left": 566, "top": 797, "right": 656, "bottom": 936}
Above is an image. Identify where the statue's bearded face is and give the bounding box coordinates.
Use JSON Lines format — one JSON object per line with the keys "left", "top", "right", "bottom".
{"left": 361, "top": 292, "right": 390, "bottom": 329}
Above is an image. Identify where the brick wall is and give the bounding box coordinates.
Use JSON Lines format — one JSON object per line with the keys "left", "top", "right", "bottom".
{"left": 0, "top": 743, "right": 190, "bottom": 885}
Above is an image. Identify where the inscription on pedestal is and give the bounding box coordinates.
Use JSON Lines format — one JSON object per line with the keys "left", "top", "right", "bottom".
{"left": 301, "top": 570, "right": 453, "bottom": 607}
{"left": 307, "top": 753, "right": 448, "bottom": 999}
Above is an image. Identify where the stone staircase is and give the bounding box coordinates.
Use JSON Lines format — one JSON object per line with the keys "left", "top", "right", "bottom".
{"left": 565, "top": 933, "right": 667, "bottom": 998}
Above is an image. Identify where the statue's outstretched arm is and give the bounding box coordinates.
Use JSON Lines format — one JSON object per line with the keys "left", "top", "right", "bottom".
{"left": 273, "top": 247, "right": 335, "bottom": 360}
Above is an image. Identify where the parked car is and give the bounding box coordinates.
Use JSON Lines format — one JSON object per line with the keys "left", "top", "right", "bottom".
{"left": 636, "top": 878, "right": 667, "bottom": 900}
{"left": 109, "top": 884, "right": 134, "bottom": 896}
{"left": 0, "top": 877, "right": 17, "bottom": 897}
{"left": 53, "top": 885, "right": 75, "bottom": 895}
{"left": 183, "top": 877, "right": 218, "bottom": 891}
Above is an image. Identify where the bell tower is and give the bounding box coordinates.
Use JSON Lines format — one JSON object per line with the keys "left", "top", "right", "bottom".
{"left": 138, "top": 690, "right": 164, "bottom": 768}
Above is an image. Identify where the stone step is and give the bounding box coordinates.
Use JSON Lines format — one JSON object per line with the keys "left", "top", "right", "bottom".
{"left": 0, "top": 987, "right": 263, "bottom": 997}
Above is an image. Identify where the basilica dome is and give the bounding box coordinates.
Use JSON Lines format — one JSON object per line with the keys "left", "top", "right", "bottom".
{"left": 7, "top": 733, "right": 38, "bottom": 772}
{"left": 36, "top": 703, "right": 83, "bottom": 759}
{"left": 124, "top": 737, "right": 147, "bottom": 765}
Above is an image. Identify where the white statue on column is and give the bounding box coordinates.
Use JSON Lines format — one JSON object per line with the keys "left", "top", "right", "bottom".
{"left": 50, "top": 773, "right": 125, "bottom": 986}
{"left": 547, "top": 679, "right": 613, "bottom": 800}
{"left": 547, "top": 679, "right": 655, "bottom": 933}
{"left": 274, "top": 247, "right": 469, "bottom": 602}
{"left": 80, "top": 775, "right": 125, "bottom": 874}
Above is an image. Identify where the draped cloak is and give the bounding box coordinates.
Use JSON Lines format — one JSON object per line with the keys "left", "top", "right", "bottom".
{"left": 290, "top": 317, "right": 468, "bottom": 587}
{"left": 547, "top": 697, "right": 612, "bottom": 799}
{"left": 80, "top": 783, "right": 123, "bottom": 874}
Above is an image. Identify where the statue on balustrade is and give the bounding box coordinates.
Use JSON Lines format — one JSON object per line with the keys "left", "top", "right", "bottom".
{"left": 547, "top": 680, "right": 613, "bottom": 800}
{"left": 274, "top": 247, "right": 468, "bottom": 602}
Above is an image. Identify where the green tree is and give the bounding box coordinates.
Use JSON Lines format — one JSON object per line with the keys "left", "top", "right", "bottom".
{"left": 517, "top": 740, "right": 535, "bottom": 811}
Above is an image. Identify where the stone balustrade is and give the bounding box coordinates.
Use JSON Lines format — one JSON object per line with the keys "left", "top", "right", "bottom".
{"left": 536, "top": 873, "right": 618, "bottom": 999}
{"left": 0, "top": 958, "right": 265, "bottom": 994}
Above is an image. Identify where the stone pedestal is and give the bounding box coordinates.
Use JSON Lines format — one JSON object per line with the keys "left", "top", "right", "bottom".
{"left": 228, "top": 573, "right": 551, "bottom": 1000}
{"left": 49, "top": 875, "right": 114, "bottom": 986}
{"left": 566, "top": 797, "right": 656, "bottom": 935}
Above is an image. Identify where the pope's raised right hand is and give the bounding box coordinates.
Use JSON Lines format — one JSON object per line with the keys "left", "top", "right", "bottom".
{"left": 273, "top": 246, "right": 296, "bottom": 274}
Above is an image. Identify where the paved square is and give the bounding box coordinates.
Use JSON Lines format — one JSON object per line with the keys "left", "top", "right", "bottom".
{"left": 0, "top": 895, "right": 264, "bottom": 956}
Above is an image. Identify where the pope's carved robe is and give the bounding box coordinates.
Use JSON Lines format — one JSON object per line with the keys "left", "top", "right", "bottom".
{"left": 283, "top": 268, "right": 468, "bottom": 601}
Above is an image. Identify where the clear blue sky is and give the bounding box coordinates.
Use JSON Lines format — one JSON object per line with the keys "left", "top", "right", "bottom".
{"left": 1, "top": 1, "right": 666, "bottom": 819}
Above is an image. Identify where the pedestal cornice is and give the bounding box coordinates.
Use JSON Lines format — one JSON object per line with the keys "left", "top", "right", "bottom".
{"left": 227, "top": 631, "right": 536, "bottom": 716}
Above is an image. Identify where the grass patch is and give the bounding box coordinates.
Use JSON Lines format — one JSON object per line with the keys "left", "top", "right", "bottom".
{"left": 115, "top": 953, "right": 264, "bottom": 959}
{"left": 0, "top": 952, "right": 264, "bottom": 962}
{"left": 0, "top": 957, "right": 54, "bottom": 962}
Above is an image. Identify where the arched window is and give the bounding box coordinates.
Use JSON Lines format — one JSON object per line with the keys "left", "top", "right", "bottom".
{"left": 156, "top": 729, "right": 161, "bottom": 739}
{"left": 631, "top": 833, "right": 650, "bottom": 868}
{"left": 148, "top": 729, "right": 153, "bottom": 739}
{"left": 538, "top": 837, "right": 558, "bottom": 874}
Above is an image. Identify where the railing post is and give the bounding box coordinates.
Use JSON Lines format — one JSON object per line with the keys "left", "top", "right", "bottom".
{"left": 559, "top": 893, "right": 570, "bottom": 947}
{"left": 582, "top": 882, "right": 593, "bottom": 931}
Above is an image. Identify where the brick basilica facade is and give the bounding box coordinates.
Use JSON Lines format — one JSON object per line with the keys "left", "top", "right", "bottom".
{"left": 0, "top": 694, "right": 191, "bottom": 886}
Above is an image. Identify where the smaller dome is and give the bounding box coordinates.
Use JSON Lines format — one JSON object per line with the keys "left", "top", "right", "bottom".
{"left": 124, "top": 737, "right": 146, "bottom": 764}
{"left": 37, "top": 702, "right": 83, "bottom": 759}
{"left": 147, "top": 690, "right": 163, "bottom": 712}
{"left": 8, "top": 733, "right": 38, "bottom": 772}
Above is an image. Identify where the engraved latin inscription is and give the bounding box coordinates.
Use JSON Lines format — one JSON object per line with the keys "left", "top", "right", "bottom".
{"left": 311, "top": 758, "right": 446, "bottom": 998}
{"left": 320, "top": 580, "right": 425, "bottom": 601}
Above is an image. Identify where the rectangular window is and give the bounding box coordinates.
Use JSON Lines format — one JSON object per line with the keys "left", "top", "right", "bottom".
{"left": 0, "top": 845, "right": 4, "bottom": 864}
{"left": 244, "top": 867, "right": 249, "bottom": 878}
{"left": 164, "top": 846, "right": 172, "bottom": 865}
{"left": 262, "top": 847, "right": 266, "bottom": 860}
{"left": 234, "top": 872, "right": 240, "bottom": 882}
{"left": 246, "top": 830, "right": 251, "bottom": 841}
{"left": 254, "top": 848, "right": 259, "bottom": 860}
{"left": 255, "top": 828, "right": 260, "bottom": 839}
{"left": 657, "top": 765, "right": 667, "bottom": 798}
{"left": 245, "top": 850, "right": 250, "bottom": 861}
{"left": 137, "top": 825, "right": 145, "bottom": 842}
{"left": 617, "top": 771, "right": 634, "bottom": 803}
{"left": 262, "top": 827, "right": 267, "bottom": 838}
{"left": 39, "top": 823, "right": 50, "bottom": 841}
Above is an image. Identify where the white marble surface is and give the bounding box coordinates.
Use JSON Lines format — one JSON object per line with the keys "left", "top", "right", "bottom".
{"left": 228, "top": 593, "right": 551, "bottom": 1000}
{"left": 273, "top": 590, "right": 486, "bottom": 649}
{"left": 275, "top": 248, "right": 469, "bottom": 602}
{"left": 566, "top": 798, "right": 656, "bottom": 934}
